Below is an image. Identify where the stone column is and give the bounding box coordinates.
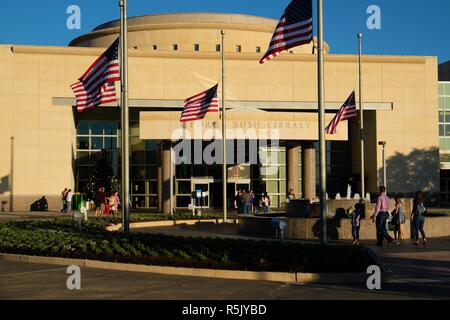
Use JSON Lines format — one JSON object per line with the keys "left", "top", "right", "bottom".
{"left": 157, "top": 141, "right": 163, "bottom": 212}
{"left": 161, "top": 141, "right": 174, "bottom": 214}
{"left": 286, "top": 145, "right": 300, "bottom": 198}
{"left": 302, "top": 143, "right": 316, "bottom": 200}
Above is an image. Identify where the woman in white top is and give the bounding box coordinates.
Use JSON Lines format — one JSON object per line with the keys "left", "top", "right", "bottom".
{"left": 261, "top": 192, "right": 270, "bottom": 214}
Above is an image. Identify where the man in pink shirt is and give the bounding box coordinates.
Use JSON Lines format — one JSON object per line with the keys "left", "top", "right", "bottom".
{"left": 370, "top": 186, "right": 394, "bottom": 246}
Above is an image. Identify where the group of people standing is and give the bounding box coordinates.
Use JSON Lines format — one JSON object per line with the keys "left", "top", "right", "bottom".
{"left": 60, "top": 188, "right": 73, "bottom": 213}
{"left": 234, "top": 190, "right": 271, "bottom": 214}
{"left": 94, "top": 187, "right": 120, "bottom": 216}
{"left": 351, "top": 186, "right": 427, "bottom": 247}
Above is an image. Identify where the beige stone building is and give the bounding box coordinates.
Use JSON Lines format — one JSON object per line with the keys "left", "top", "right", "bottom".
{"left": 0, "top": 13, "right": 440, "bottom": 212}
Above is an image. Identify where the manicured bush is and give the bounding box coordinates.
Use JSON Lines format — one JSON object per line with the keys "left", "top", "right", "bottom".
{"left": 0, "top": 219, "right": 376, "bottom": 273}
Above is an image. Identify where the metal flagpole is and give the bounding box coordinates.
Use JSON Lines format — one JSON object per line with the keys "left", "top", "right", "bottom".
{"left": 119, "top": 0, "right": 130, "bottom": 232}
{"left": 317, "top": 0, "right": 327, "bottom": 244}
{"left": 358, "top": 33, "right": 365, "bottom": 199}
{"left": 221, "top": 30, "right": 227, "bottom": 223}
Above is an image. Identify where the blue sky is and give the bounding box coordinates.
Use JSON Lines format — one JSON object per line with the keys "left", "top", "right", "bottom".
{"left": 1, "top": 0, "right": 449, "bottom": 63}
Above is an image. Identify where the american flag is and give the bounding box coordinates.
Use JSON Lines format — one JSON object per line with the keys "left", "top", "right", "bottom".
{"left": 71, "top": 38, "right": 120, "bottom": 112}
{"left": 325, "top": 91, "right": 358, "bottom": 134}
{"left": 260, "top": 0, "right": 313, "bottom": 64}
{"left": 180, "top": 84, "right": 219, "bottom": 122}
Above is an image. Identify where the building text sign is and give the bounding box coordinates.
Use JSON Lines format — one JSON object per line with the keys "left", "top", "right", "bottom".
{"left": 140, "top": 111, "right": 348, "bottom": 141}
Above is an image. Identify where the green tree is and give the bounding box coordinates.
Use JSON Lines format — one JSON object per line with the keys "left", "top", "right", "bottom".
{"left": 85, "top": 149, "right": 119, "bottom": 200}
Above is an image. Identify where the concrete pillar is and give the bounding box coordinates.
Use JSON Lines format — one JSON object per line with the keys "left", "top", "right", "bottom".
{"left": 302, "top": 143, "right": 316, "bottom": 200}
{"left": 286, "top": 145, "right": 300, "bottom": 198}
{"left": 157, "top": 141, "right": 163, "bottom": 212}
{"left": 161, "top": 141, "right": 174, "bottom": 214}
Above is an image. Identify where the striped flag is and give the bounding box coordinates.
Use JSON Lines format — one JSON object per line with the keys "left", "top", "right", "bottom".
{"left": 180, "top": 84, "right": 219, "bottom": 122}
{"left": 325, "top": 91, "right": 358, "bottom": 134}
{"left": 260, "top": 0, "right": 313, "bottom": 64}
{"left": 71, "top": 38, "right": 120, "bottom": 112}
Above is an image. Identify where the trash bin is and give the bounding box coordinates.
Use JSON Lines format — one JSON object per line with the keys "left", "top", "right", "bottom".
{"left": 72, "top": 193, "right": 84, "bottom": 211}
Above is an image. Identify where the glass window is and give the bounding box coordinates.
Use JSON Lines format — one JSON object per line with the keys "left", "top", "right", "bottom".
{"left": 176, "top": 196, "right": 192, "bottom": 208}
{"left": 147, "top": 182, "right": 158, "bottom": 195}
{"left": 279, "top": 181, "right": 286, "bottom": 195}
{"left": 77, "top": 122, "right": 90, "bottom": 135}
{"left": 439, "top": 97, "right": 445, "bottom": 109}
{"left": 236, "top": 45, "right": 241, "bottom": 53}
{"left": 132, "top": 181, "right": 145, "bottom": 194}
{"left": 445, "top": 112, "right": 450, "bottom": 123}
{"left": 439, "top": 83, "right": 445, "bottom": 96}
{"left": 216, "top": 44, "right": 221, "bottom": 52}
{"left": 440, "top": 138, "right": 445, "bottom": 150}
{"left": 152, "top": 45, "right": 157, "bottom": 50}
{"left": 266, "top": 180, "right": 279, "bottom": 194}
{"left": 446, "top": 98, "right": 450, "bottom": 110}
{"left": 146, "top": 166, "right": 157, "bottom": 179}
{"left": 194, "top": 44, "right": 200, "bottom": 51}
{"left": 104, "top": 123, "right": 118, "bottom": 136}
{"left": 445, "top": 125, "right": 450, "bottom": 136}
{"left": 147, "top": 196, "right": 158, "bottom": 208}
{"left": 176, "top": 164, "right": 191, "bottom": 179}
{"left": 104, "top": 137, "right": 117, "bottom": 151}
{"left": 440, "top": 111, "right": 445, "bottom": 123}
{"left": 256, "top": 46, "right": 261, "bottom": 53}
{"left": 77, "top": 137, "right": 89, "bottom": 150}
{"left": 177, "top": 181, "right": 191, "bottom": 195}
{"left": 446, "top": 138, "right": 450, "bottom": 151}
{"left": 440, "top": 125, "right": 445, "bottom": 137}
{"left": 131, "top": 139, "right": 145, "bottom": 152}
{"left": 132, "top": 151, "right": 146, "bottom": 165}
{"left": 91, "top": 137, "right": 103, "bottom": 150}
{"left": 271, "top": 195, "right": 279, "bottom": 207}
{"left": 131, "top": 166, "right": 146, "bottom": 180}
{"left": 173, "top": 44, "right": 178, "bottom": 51}
{"left": 132, "top": 196, "right": 146, "bottom": 209}
{"left": 90, "top": 122, "right": 105, "bottom": 135}
{"left": 76, "top": 151, "right": 90, "bottom": 165}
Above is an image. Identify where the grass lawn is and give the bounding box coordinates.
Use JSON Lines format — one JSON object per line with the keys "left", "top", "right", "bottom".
{"left": 0, "top": 218, "right": 377, "bottom": 273}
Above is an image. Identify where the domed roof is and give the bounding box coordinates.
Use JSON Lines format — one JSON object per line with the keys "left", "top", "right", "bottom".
{"left": 69, "top": 12, "right": 329, "bottom": 54}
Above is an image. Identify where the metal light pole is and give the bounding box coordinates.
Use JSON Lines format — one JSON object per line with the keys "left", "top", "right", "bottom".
{"left": 221, "top": 30, "right": 228, "bottom": 223}
{"left": 358, "top": 32, "right": 365, "bottom": 199}
{"left": 317, "top": 0, "right": 327, "bottom": 244}
{"left": 378, "top": 141, "right": 387, "bottom": 189}
{"left": 119, "top": 0, "right": 130, "bottom": 232}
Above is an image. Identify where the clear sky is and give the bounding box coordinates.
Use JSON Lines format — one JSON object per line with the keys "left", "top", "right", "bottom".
{"left": 1, "top": 0, "right": 449, "bottom": 63}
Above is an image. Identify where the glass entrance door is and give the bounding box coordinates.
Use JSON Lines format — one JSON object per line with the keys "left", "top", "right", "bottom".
{"left": 193, "top": 183, "right": 209, "bottom": 208}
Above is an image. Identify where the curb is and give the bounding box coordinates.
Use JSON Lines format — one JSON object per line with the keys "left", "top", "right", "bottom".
{"left": 106, "top": 218, "right": 239, "bottom": 231}
{"left": 0, "top": 253, "right": 392, "bottom": 285}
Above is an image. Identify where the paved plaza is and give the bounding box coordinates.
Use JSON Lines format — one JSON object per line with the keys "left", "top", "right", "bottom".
{"left": 1, "top": 219, "right": 449, "bottom": 300}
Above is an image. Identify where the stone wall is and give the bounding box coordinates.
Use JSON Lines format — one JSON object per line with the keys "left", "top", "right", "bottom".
{"left": 239, "top": 213, "right": 450, "bottom": 241}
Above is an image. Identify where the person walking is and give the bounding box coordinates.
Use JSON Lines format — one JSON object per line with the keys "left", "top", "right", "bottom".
{"left": 250, "top": 190, "right": 258, "bottom": 214}
{"left": 242, "top": 190, "right": 251, "bottom": 214}
{"left": 234, "top": 190, "right": 244, "bottom": 214}
{"left": 262, "top": 192, "right": 270, "bottom": 214}
{"left": 60, "top": 188, "right": 68, "bottom": 213}
{"left": 94, "top": 188, "right": 102, "bottom": 217}
{"left": 370, "top": 186, "right": 394, "bottom": 246}
{"left": 65, "top": 189, "right": 73, "bottom": 213}
{"left": 393, "top": 196, "right": 406, "bottom": 240}
{"left": 412, "top": 191, "right": 427, "bottom": 247}
{"left": 351, "top": 204, "right": 362, "bottom": 246}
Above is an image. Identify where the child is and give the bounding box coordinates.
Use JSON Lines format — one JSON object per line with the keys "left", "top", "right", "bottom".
{"left": 351, "top": 204, "right": 362, "bottom": 246}
{"left": 393, "top": 196, "right": 406, "bottom": 240}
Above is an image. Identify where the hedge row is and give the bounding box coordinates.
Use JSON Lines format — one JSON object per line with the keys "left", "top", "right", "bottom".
{"left": 0, "top": 219, "right": 376, "bottom": 273}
